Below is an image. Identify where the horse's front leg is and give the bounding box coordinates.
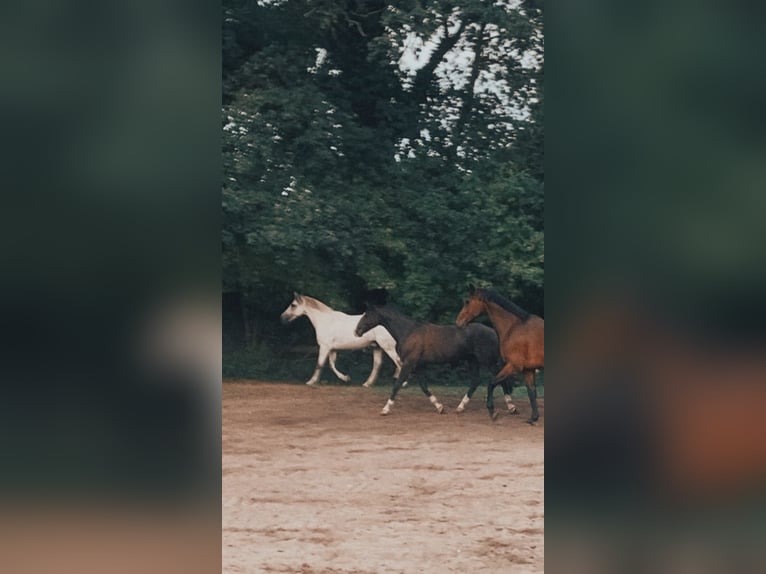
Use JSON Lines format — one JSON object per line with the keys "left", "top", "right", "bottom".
{"left": 362, "top": 347, "right": 383, "bottom": 387}
{"left": 381, "top": 345, "right": 407, "bottom": 387}
{"left": 486, "top": 380, "right": 498, "bottom": 420}
{"left": 523, "top": 369, "right": 539, "bottom": 424}
{"left": 328, "top": 351, "right": 351, "bottom": 383}
{"left": 306, "top": 346, "right": 330, "bottom": 385}
{"left": 381, "top": 362, "right": 414, "bottom": 415}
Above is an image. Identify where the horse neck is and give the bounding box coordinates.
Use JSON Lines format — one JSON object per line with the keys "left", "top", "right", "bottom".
{"left": 301, "top": 305, "right": 331, "bottom": 330}
{"left": 377, "top": 312, "right": 416, "bottom": 344}
{"left": 484, "top": 300, "right": 524, "bottom": 333}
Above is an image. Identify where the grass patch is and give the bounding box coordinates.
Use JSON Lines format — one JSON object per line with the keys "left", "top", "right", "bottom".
{"left": 224, "top": 344, "right": 543, "bottom": 398}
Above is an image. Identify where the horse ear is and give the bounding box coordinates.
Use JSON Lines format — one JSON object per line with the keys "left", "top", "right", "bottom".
{"left": 293, "top": 292, "right": 302, "bottom": 302}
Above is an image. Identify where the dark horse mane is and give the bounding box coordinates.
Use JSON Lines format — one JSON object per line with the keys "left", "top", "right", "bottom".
{"left": 476, "top": 288, "right": 531, "bottom": 321}
{"left": 368, "top": 304, "right": 423, "bottom": 327}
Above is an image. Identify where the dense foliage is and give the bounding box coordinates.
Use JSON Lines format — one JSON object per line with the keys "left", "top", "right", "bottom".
{"left": 223, "top": 0, "right": 543, "bottom": 377}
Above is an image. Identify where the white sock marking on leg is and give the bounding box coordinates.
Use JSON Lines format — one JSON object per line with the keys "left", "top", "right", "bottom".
{"left": 428, "top": 394, "right": 444, "bottom": 412}
{"left": 381, "top": 398, "right": 394, "bottom": 414}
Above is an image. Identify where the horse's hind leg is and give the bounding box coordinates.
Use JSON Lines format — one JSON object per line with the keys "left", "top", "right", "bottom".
{"left": 456, "top": 359, "right": 480, "bottom": 413}
{"left": 417, "top": 380, "right": 445, "bottom": 414}
{"left": 306, "top": 346, "right": 330, "bottom": 385}
{"left": 500, "top": 378, "right": 519, "bottom": 414}
{"left": 488, "top": 362, "right": 520, "bottom": 420}
{"left": 486, "top": 381, "right": 499, "bottom": 420}
{"left": 362, "top": 347, "right": 383, "bottom": 387}
{"left": 523, "top": 369, "right": 540, "bottom": 424}
{"left": 328, "top": 351, "right": 351, "bottom": 383}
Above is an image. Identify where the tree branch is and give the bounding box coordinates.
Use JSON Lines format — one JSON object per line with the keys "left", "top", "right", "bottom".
{"left": 410, "top": 19, "right": 468, "bottom": 107}
{"left": 346, "top": 15, "right": 367, "bottom": 37}
{"left": 454, "top": 22, "right": 487, "bottom": 145}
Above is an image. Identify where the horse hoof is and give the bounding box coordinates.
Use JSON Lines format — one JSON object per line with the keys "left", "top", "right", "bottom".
{"left": 306, "top": 382, "right": 316, "bottom": 386}
{"left": 380, "top": 410, "right": 390, "bottom": 416}
{"left": 489, "top": 411, "right": 499, "bottom": 421}
{"left": 526, "top": 419, "right": 537, "bottom": 425}
{"left": 437, "top": 405, "right": 445, "bottom": 414}
{"left": 455, "top": 406, "right": 464, "bottom": 414}
{"left": 508, "top": 406, "right": 519, "bottom": 414}
{"left": 362, "top": 382, "right": 372, "bottom": 388}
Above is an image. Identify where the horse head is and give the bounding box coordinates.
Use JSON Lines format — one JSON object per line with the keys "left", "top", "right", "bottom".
{"left": 355, "top": 304, "right": 382, "bottom": 337}
{"left": 280, "top": 292, "right": 306, "bottom": 324}
{"left": 456, "top": 289, "right": 486, "bottom": 327}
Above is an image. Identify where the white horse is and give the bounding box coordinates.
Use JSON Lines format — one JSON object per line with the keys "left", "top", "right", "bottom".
{"left": 280, "top": 293, "right": 405, "bottom": 387}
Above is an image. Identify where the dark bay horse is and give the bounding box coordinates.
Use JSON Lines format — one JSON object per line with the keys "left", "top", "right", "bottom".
{"left": 456, "top": 286, "right": 544, "bottom": 423}
{"left": 355, "top": 305, "right": 511, "bottom": 415}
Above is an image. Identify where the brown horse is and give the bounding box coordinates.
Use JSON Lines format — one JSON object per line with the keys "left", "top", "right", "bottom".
{"left": 355, "top": 305, "right": 508, "bottom": 416}
{"left": 456, "top": 286, "right": 544, "bottom": 423}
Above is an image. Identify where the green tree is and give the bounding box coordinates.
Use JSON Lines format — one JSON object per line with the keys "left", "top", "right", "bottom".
{"left": 222, "top": 0, "right": 543, "bottom": 358}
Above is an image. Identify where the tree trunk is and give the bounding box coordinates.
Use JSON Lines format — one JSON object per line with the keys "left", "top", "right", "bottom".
{"left": 240, "top": 291, "right": 254, "bottom": 347}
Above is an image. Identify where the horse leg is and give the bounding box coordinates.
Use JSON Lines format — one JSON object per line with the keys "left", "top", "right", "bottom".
{"left": 488, "top": 362, "right": 519, "bottom": 420}
{"left": 381, "top": 344, "right": 407, "bottom": 387}
{"left": 456, "top": 359, "right": 480, "bottom": 413}
{"left": 523, "top": 369, "right": 540, "bottom": 424}
{"left": 500, "top": 377, "right": 519, "bottom": 414}
{"left": 328, "top": 350, "right": 351, "bottom": 383}
{"left": 486, "top": 380, "right": 498, "bottom": 420}
{"left": 362, "top": 347, "right": 383, "bottom": 387}
{"left": 306, "top": 346, "right": 330, "bottom": 385}
{"left": 381, "top": 363, "right": 413, "bottom": 415}
{"left": 418, "top": 380, "right": 445, "bottom": 414}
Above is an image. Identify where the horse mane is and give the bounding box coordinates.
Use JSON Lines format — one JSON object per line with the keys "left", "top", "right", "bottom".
{"left": 375, "top": 304, "right": 418, "bottom": 320}
{"left": 477, "top": 289, "right": 531, "bottom": 321}
{"left": 368, "top": 304, "right": 423, "bottom": 329}
{"left": 300, "top": 295, "right": 333, "bottom": 312}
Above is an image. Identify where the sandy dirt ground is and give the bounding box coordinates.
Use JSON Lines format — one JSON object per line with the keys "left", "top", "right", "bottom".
{"left": 223, "top": 380, "right": 544, "bottom": 574}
